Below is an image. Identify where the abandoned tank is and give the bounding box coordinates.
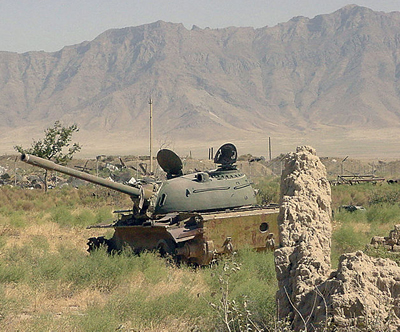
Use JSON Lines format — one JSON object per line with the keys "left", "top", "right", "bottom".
{"left": 21, "top": 143, "right": 278, "bottom": 265}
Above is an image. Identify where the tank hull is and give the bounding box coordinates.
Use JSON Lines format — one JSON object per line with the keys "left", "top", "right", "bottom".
{"left": 202, "top": 209, "right": 279, "bottom": 251}
{"left": 88, "top": 206, "right": 279, "bottom": 265}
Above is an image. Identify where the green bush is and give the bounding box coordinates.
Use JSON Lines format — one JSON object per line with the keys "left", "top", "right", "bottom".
{"left": 50, "top": 205, "right": 74, "bottom": 226}
{"left": 331, "top": 184, "right": 371, "bottom": 208}
{"left": 368, "top": 186, "right": 400, "bottom": 205}
{"left": 94, "top": 207, "right": 113, "bottom": 224}
{"left": 203, "top": 250, "right": 278, "bottom": 330}
{"left": 73, "top": 209, "right": 96, "bottom": 227}
{"left": 254, "top": 177, "right": 280, "bottom": 205}
{"left": 333, "top": 224, "right": 369, "bottom": 254}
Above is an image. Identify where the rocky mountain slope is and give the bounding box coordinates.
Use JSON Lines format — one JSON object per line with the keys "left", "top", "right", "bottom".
{"left": 1, "top": 5, "right": 400, "bottom": 158}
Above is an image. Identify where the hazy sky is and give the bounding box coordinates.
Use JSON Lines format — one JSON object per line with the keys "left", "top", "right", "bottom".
{"left": 1, "top": 0, "right": 400, "bottom": 53}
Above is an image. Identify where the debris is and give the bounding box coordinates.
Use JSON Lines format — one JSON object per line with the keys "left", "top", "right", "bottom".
{"left": 333, "top": 174, "right": 385, "bottom": 185}
{"left": 370, "top": 224, "right": 400, "bottom": 252}
{"left": 339, "top": 205, "right": 366, "bottom": 212}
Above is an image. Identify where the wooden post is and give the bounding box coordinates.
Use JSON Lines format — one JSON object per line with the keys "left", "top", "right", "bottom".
{"left": 149, "top": 97, "right": 153, "bottom": 175}
{"left": 269, "top": 137, "right": 272, "bottom": 161}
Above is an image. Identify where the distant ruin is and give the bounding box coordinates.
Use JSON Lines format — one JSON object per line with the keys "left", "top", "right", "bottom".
{"left": 276, "top": 146, "right": 400, "bottom": 331}
{"left": 370, "top": 224, "right": 400, "bottom": 252}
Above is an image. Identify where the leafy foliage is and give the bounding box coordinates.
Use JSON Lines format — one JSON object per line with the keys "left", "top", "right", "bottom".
{"left": 14, "top": 120, "right": 81, "bottom": 164}
{"left": 14, "top": 121, "right": 81, "bottom": 191}
{"left": 254, "top": 177, "right": 280, "bottom": 205}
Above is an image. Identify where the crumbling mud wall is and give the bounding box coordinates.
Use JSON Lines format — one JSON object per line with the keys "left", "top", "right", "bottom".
{"left": 327, "top": 251, "right": 400, "bottom": 331}
{"left": 275, "top": 146, "right": 332, "bottom": 329}
{"left": 275, "top": 146, "right": 400, "bottom": 331}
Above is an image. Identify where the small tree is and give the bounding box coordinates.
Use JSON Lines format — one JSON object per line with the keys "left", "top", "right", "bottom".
{"left": 15, "top": 121, "right": 81, "bottom": 191}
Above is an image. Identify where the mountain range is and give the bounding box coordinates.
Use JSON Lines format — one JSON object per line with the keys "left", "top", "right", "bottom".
{"left": 1, "top": 5, "right": 400, "bottom": 159}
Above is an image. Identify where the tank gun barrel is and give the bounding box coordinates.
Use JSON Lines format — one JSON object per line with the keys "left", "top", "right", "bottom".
{"left": 20, "top": 154, "right": 141, "bottom": 197}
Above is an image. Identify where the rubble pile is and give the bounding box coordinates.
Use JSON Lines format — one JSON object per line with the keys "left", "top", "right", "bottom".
{"left": 371, "top": 224, "right": 400, "bottom": 251}
{"left": 328, "top": 251, "right": 400, "bottom": 330}
{"left": 275, "top": 146, "right": 400, "bottom": 331}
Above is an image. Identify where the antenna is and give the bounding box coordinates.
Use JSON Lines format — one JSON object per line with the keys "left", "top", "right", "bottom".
{"left": 149, "top": 97, "right": 153, "bottom": 175}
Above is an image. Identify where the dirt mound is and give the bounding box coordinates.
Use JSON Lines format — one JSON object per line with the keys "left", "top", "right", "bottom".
{"left": 275, "top": 146, "right": 400, "bottom": 331}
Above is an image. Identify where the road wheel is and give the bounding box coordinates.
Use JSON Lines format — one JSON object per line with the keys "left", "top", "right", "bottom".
{"left": 156, "top": 239, "right": 176, "bottom": 257}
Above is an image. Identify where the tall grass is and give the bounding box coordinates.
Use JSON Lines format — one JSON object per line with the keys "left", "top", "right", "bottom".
{"left": 0, "top": 186, "right": 278, "bottom": 331}
{"left": 204, "top": 250, "right": 278, "bottom": 330}
{"left": 1, "top": 180, "right": 399, "bottom": 331}
{"left": 0, "top": 239, "right": 277, "bottom": 331}
{"left": 331, "top": 183, "right": 373, "bottom": 208}
{"left": 331, "top": 183, "right": 400, "bottom": 267}
{"left": 255, "top": 179, "right": 400, "bottom": 268}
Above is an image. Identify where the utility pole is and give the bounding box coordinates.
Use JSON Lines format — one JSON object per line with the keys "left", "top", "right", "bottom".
{"left": 268, "top": 137, "right": 272, "bottom": 161}
{"left": 341, "top": 156, "right": 348, "bottom": 175}
{"left": 14, "top": 156, "right": 18, "bottom": 187}
{"left": 149, "top": 97, "right": 153, "bottom": 175}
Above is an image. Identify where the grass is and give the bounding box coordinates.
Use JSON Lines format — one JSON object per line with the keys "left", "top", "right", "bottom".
{"left": 0, "top": 186, "right": 278, "bottom": 331}
{"left": 0, "top": 239, "right": 277, "bottom": 331}
{"left": 330, "top": 183, "right": 400, "bottom": 267}
{"left": 253, "top": 179, "right": 400, "bottom": 269}
{"left": 0, "top": 180, "right": 399, "bottom": 331}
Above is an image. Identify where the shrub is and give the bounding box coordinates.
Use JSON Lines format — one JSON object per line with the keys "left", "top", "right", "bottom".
{"left": 254, "top": 177, "right": 280, "bottom": 205}
{"left": 331, "top": 184, "right": 371, "bottom": 208}
{"left": 50, "top": 205, "right": 74, "bottom": 226}
{"left": 203, "top": 250, "right": 278, "bottom": 330}
{"left": 94, "top": 207, "right": 113, "bottom": 224}
{"left": 73, "top": 209, "right": 96, "bottom": 227}
{"left": 368, "top": 187, "right": 400, "bottom": 205}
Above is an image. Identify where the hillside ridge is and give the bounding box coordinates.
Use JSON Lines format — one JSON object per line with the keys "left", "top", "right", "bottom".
{"left": 1, "top": 5, "right": 400, "bottom": 158}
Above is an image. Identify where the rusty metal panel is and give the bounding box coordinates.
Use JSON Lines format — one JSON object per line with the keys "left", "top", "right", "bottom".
{"left": 112, "top": 226, "right": 170, "bottom": 251}
{"left": 202, "top": 209, "right": 279, "bottom": 252}
{"left": 168, "top": 227, "right": 203, "bottom": 243}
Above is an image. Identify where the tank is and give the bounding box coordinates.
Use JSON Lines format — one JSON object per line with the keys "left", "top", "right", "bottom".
{"left": 21, "top": 143, "right": 278, "bottom": 265}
